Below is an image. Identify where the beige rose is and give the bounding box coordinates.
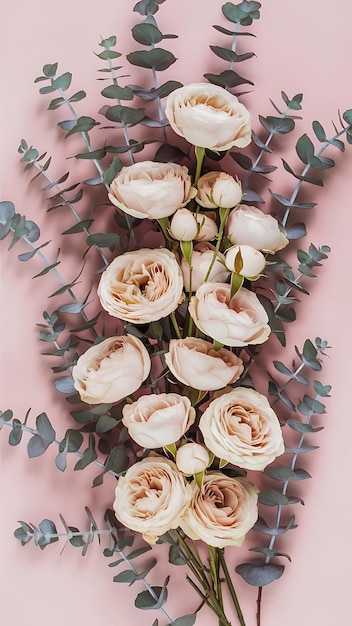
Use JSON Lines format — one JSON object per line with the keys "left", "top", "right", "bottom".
{"left": 165, "top": 337, "right": 243, "bottom": 391}
{"left": 169, "top": 208, "right": 199, "bottom": 241}
{"left": 194, "top": 213, "right": 218, "bottom": 241}
{"left": 225, "top": 244, "right": 266, "bottom": 278}
{"left": 113, "top": 456, "right": 192, "bottom": 544}
{"left": 176, "top": 443, "right": 210, "bottom": 475}
{"left": 189, "top": 283, "right": 271, "bottom": 347}
{"left": 199, "top": 387, "right": 285, "bottom": 471}
{"left": 165, "top": 83, "right": 251, "bottom": 151}
{"left": 227, "top": 204, "right": 289, "bottom": 253}
{"left": 108, "top": 161, "right": 192, "bottom": 220}
{"left": 122, "top": 393, "right": 196, "bottom": 449}
{"left": 180, "top": 473, "right": 258, "bottom": 548}
{"left": 98, "top": 248, "right": 183, "bottom": 324}
{"left": 197, "top": 171, "right": 243, "bottom": 209}
{"left": 72, "top": 335, "right": 151, "bottom": 404}
{"left": 181, "top": 242, "right": 229, "bottom": 292}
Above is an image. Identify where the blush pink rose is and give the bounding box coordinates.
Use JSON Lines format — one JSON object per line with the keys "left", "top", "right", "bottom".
{"left": 165, "top": 83, "right": 251, "bottom": 151}
{"left": 199, "top": 387, "right": 285, "bottom": 471}
{"left": 108, "top": 161, "right": 192, "bottom": 220}
{"left": 98, "top": 248, "right": 183, "bottom": 324}
{"left": 72, "top": 335, "right": 151, "bottom": 404}
{"left": 165, "top": 337, "right": 243, "bottom": 391}
{"left": 122, "top": 393, "right": 196, "bottom": 448}
{"left": 227, "top": 204, "right": 289, "bottom": 253}
{"left": 180, "top": 472, "right": 258, "bottom": 548}
{"left": 189, "top": 283, "right": 271, "bottom": 347}
{"left": 113, "top": 456, "right": 192, "bottom": 544}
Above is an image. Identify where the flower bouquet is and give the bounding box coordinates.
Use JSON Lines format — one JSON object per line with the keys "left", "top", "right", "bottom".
{"left": 1, "top": 1, "right": 351, "bottom": 625}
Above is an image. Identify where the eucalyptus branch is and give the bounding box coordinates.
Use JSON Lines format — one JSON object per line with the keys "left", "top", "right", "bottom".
{"left": 0, "top": 416, "right": 114, "bottom": 475}
{"left": 105, "top": 56, "right": 136, "bottom": 166}
{"left": 14, "top": 509, "right": 177, "bottom": 626}
{"left": 281, "top": 126, "right": 348, "bottom": 227}
{"left": 57, "top": 87, "right": 108, "bottom": 189}
{"left": 266, "top": 396, "right": 322, "bottom": 556}
{"left": 23, "top": 155, "right": 109, "bottom": 266}
{"left": 7, "top": 221, "right": 99, "bottom": 341}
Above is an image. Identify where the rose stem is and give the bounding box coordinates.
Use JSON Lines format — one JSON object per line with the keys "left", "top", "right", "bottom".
{"left": 218, "top": 548, "right": 247, "bottom": 626}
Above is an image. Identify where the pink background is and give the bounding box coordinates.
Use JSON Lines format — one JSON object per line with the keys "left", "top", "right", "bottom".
{"left": 1, "top": 1, "right": 351, "bottom": 625}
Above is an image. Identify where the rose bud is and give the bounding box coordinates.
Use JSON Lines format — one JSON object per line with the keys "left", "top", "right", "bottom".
{"left": 194, "top": 213, "right": 218, "bottom": 241}
{"left": 196, "top": 171, "right": 242, "bottom": 209}
{"left": 211, "top": 173, "right": 243, "bottom": 208}
{"left": 176, "top": 443, "right": 210, "bottom": 475}
{"left": 170, "top": 208, "right": 199, "bottom": 241}
{"left": 225, "top": 244, "right": 266, "bottom": 278}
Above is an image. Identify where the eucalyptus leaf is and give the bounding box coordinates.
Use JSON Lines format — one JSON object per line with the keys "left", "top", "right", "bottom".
{"left": 127, "top": 49, "right": 176, "bottom": 71}
{"left": 236, "top": 562, "right": 285, "bottom": 586}
{"left": 135, "top": 584, "right": 168, "bottom": 610}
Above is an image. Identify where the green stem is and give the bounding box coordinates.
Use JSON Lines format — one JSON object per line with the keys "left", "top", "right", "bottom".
{"left": 204, "top": 207, "right": 230, "bottom": 282}
{"left": 170, "top": 531, "right": 232, "bottom": 624}
{"left": 170, "top": 311, "right": 182, "bottom": 339}
{"left": 218, "top": 548, "right": 246, "bottom": 626}
{"left": 194, "top": 146, "right": 205, "bottom": 186}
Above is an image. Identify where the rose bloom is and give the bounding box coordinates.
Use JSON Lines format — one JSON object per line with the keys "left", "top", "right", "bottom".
{"left": 122, "top": 393, "right": 196, "bottom": 449}
{"left": 165, "top": 83, "right": 251, "bottom": 151}
{"left": 72, "top": 335, "right": 151, "bottom": 404}
{"left": 189, "top": 283, "right": 270, "bottom": 347}
{"left": 199, "top": 387, "right": 285, "bottom": 471}
{"left": 197, "top": 171, "right": 242, "bottom": 209}
{"left": 98, "top": 248, "right": 183, "bottom": 324}
{"left": 108, "top": 161, "right": 192, "bottom": 220}
{"left": 180, "top": 473, "right": 258, "bottom": 548}
{"left": 227, "top": 204, "right": 289, "bottom": 253}
{"left": 181, "top": 242, "right": 229, "bottom": 292}
{"left": 165, "top": 337, "right": 243, "bottom": 391}
{"left": 113, "top": 456, "right": 192, "bottom": 544}
{"left": 225, "top": 244, "right": 266, "bottom": 278}
{"left": 176, "top": 443, "right": 210, "bottom": 475}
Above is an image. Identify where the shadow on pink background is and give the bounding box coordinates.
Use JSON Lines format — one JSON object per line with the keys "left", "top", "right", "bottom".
{"left": 1, "top": 1, "right": 351, "bottom": 625}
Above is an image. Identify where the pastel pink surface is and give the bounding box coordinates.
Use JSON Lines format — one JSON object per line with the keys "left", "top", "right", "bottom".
{"left": 0, "top": 1, "right": 351, "bottom": 625}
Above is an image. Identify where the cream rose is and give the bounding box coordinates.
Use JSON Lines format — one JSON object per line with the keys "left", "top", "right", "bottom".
{"left": 189, "top": 283, "right": 271, "bottom": 347}
{"left": 227, "top": 204, "right": 289, "bottom": 253}
{"left": 72, "top": 335, "right": 151, "bottom": 404}
{"left": 169, "top": 208, "right": 199, "bottom": 241}
{"left": 199, "top": 387, "right": 285, "bottom": 471}
{"left": 113, "top": 456, "right": 192, "bottom": 544}
{"left": 181, "top": 242, "right": 229, "bottom": 292}
{"left": 108, "top": 161, "right": 192, "bottom": 220}
{"left": 176, "top": 443, "right": 210, "bottom": 475}
{"left": 122, "top": 393, "right": 196, "bottom": 449}
{"left": 225, "top": 244, "right": 266, "bottom": 278}
{"left": 165, "top": 337, "right": 243, "bottom": 391}
{"left": 98, "top": 248, "right": 183, "bottom": 324}
{"left": 197, "top": 171, "right": 243, "bottom": 209}
{"left": 180, "top": 473, "right": 258, "bottom": 548}
{"left": 165, "top": 83, "right": 251, "bottom": 151}
{"left": 194, "top": 213, "right": 218, "bottom": 241}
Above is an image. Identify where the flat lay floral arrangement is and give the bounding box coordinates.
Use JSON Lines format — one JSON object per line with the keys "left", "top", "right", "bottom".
{"left": 1, "top": 1, "right": 351, "bottom": 625}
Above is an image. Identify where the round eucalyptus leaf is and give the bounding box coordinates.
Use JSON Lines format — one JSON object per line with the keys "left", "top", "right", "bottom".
{"left": 236, "top": 562, "right": 285, "bottom": 586}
